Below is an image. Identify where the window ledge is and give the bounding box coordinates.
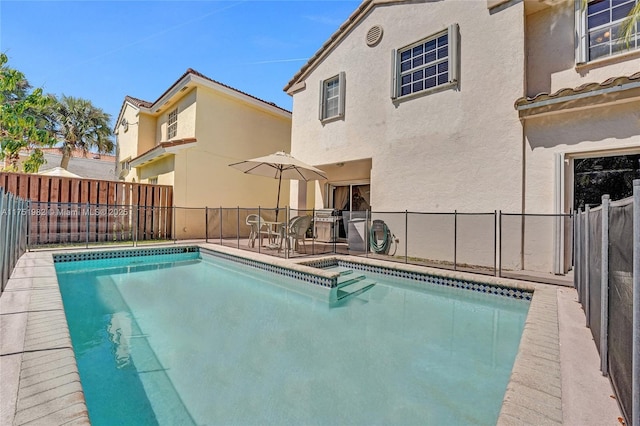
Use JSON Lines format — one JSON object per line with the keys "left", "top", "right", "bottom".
{"left": 392, "top": 81, "right": 458, "bottom": 105}
{"left": 576, "top": 49, "right": 640, "bottom": 71}
{"left": 320, "top": 114, "right": 344, "bottom": 125}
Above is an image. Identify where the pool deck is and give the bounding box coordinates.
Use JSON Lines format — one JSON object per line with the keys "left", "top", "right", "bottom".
{"left": 0, "top": 243, "right": 621, "bottom": 425}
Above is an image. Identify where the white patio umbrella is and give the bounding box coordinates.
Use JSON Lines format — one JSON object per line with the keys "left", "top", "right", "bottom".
{"left": 38, "top": 167, "right": 81, "bottom": 178}
{"left": 229, "top": 151, "right": 327, "bottom": 220}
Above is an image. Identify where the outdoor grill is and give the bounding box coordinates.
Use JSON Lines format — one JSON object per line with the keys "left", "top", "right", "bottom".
{"left": 314, "top": 209, "right": 341, "bottom": 242}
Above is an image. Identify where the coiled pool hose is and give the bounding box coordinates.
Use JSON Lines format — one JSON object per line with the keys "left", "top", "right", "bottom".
{"left": 370, "top": 222, "right": 391, "bottom": 254}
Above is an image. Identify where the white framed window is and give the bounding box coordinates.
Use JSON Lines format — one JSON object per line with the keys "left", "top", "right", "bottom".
{"left": 391, "top": 24, "right": 459, "bottom": 100}
{"left": 319, "top": 72, "right": 345, "bottom": 121}
{"left": 121, "top": 159, "right": 131, "bottom": 171}
{"left": 167, "top": 108, "right": 178, "bottom": 139}
{"left": 576, "top": 0, "right": 639, "bottom": 63}
{"left": 149, "top": 177, "right": 158, "bottom": 185}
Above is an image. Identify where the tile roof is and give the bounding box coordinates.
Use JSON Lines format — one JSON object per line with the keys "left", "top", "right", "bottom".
{"left": 515, "top": 71, "right": 640, "bottom": 108}
{"left": 124, "top": 95, "right": 152, "bottom": 109}
{"left": 125, "top": 69, "right": 290, "bottom": 114}
{"left": 130, "top": 138, "right": 197, "bottom": 164}
{"left": 38, "top": 148, "right": 116, "bottom": 162}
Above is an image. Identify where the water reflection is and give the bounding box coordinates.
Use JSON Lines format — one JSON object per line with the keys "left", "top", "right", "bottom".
{"left": 107, "top": 312, "right": 132, "bottom": 369}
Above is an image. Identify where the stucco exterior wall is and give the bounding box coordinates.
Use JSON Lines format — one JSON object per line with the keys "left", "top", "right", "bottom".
{"left": 290, "top": 0, "right": 526, "bottom": 213}
{"left": 526, "top": 1, "right": 640, "bottom": 96}
{"left": 168, "top": 86, "right": 291, "bottom": 238}
{"left": 138, "top": 156, "right": 175, "bottom": 183}
{"left": 137, "top": 114, "right": 156, "bottom": 157}
{"left": 524, "top": 102, "right": 640, "bottom": 214}
{"left": 156, "top": 90, "right": 197, "bottom": 143}
{"left": 115, "top": 104, "right": 141, "bottom": 181}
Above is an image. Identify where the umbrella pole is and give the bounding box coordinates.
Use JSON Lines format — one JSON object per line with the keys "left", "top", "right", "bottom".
{"left": 275, "top": 172, "right": 282, "bottom": 222}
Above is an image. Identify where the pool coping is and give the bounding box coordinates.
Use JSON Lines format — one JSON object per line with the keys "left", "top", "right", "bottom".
{"left": 2, "top": 243, "right": 561, "bottom": 425}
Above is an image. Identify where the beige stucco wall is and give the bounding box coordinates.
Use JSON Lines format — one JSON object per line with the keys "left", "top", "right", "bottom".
{"left": 170, "top": 86, "right": 291, "bottom": 238}
{"left": 116, "top": 104, "right": 159, "bottom": 183}
{"left": 289, "top": 0, "right": 526, "bottom": 214}
{"left": 137, "top": 114, "right": 156, "bottom": 157}
{"left": 524, "top": 2, "right": 640, "bottom": 213}
{"left": 526, "top": 1, "right": 640, "bottom": 97}
{"left": 522, "top": 2, "right": 640, "bottom": 272}
{"left": 524, "top": 102, "right": 640, "bottom": 214}
{"left": 156, "top": 90, "right": 197, "bottom": 143}
{"left": 115, "top": 104, "right": 141, "bottom": 181}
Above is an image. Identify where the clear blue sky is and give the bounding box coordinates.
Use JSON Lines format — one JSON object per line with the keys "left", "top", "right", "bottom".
{"left": 1, "top": 1, "right": 359, "bottom": 126}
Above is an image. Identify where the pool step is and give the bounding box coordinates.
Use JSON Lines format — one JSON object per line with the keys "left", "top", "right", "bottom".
{"left": 337, "top": 272, "right": 366, "bottom": 287}
{"left": 336, "top": 276, "right": 376, "bottom": 300}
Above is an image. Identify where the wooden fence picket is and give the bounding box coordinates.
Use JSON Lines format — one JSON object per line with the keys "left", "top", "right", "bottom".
{"left": 0, "top": 172, "right": 173, "bottom": 245}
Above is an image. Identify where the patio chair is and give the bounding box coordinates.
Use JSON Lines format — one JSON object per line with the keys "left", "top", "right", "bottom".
{"left": 246, "top": 214, "right": 273, "bottom": 248}
{"left": 282, "top": 215, "right": 312, "bottom": 253}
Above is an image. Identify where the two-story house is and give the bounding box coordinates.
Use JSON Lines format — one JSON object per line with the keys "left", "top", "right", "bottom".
{"left": 284, "top": 0, "right": 639, "bottom": 273}
{"left": 115, "top": 68, "right": 292, "bottom": 238}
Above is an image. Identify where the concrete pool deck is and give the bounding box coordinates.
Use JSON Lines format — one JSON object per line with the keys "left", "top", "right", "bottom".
{"left": 0, "top": 244, "right": 622, "bottom": 425}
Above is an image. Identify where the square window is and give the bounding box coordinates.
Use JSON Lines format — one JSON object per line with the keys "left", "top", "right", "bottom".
{"left": 393, "top": 24, "right": 458, "bottom": 99}
{"left": 581, "top": 0, "right": 638, "bottom": 62}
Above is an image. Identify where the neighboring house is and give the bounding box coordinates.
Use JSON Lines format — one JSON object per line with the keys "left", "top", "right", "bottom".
{"left": 284, "top": 0, "right": 640, "bottom": 272}
{"left": 19, "top": 148, "right": 117, "bottom": 180}
{"left": 115, "top": 68, "right": 292, "bottom": 238}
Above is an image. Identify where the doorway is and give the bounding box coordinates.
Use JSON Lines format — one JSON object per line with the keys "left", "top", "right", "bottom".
{"left": 329, "top": 183, "right": 370, "bottom": 239}
{"left": 574, "top": 153, "right": 640, "bottom": 210}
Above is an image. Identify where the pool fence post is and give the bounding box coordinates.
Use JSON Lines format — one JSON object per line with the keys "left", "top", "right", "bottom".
{"left": 26, "top": 200, "right": 31, "bottom": 252}
{"left": 8, "top": 195, "right": 15, "bottom": 278}
{"left": 236, "top": 206, "right": 240, "bottom": 249}
{"left": 258, "top": 206, "right": 261, "bottom": 254}
{"left": 205, "top": 206, "right": 209, "bottom": 243}
{"left": 12, "top": 198, "right": 18, "bottom": 266}
{"left": 219, "top": 206, "right": 223, "bottom": 245}
{"left": 285, "top": 206, "right": 290, "bottom": 259}
{"left": 2, "top": 193, "right": 10, "bottom": 288}
{"left": 574, "top": 210, "right": 580, "bottom": 292}
{"left": 134, "top": 204, "right": 139, "bottom": 247}
{"left": 494, "top": 210, "right": 497, "bottom": 276}
{"left": 633, "top": 179, "right": 639, "bottom": 426}
{"left": 365, "top": 209, "right": 369, "bottom": 258}
{"left": 404, "top": 210, "right": 408, "bottom": 264}
{"left": 312, "top": 207, "right": 316, "bottom": 256}
{"left": 6, "top": 195, "right": 13, "bottom": 285}
{"left": 86, "top": 202, "right": 90, "bottom": 249}
{"left": 498, "top": 211, "right": 503, "bottom": 278}
{"left": 2, "top": 194, "right": 9, "bottom": 287}
{"left": 454, "top": 210, "right": 458, "bottom": 271}
{"left": 584, "top": 204, "right": 590, "bottom": 328}
{"left": 600, "top": 194, "right": 609, "bottom": 376}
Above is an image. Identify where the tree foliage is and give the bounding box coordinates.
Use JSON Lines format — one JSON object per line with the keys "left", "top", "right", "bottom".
{"left": 574, "top": 154, "right": 640, "bottom": 210}
{"left": 0, "top": 53, "right": 56, "bottom": 172}
{"left": 53, "top": 95, "right": 114, "bottom": 170}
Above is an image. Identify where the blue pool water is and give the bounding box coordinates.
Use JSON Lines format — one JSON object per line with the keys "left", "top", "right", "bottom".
{"left": 56, "top": 251, "right": 529, "bottom": 425}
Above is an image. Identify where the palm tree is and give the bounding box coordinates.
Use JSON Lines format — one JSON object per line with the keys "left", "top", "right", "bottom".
{"left": 622, "top": 2, "right": 640, "bottom": 44}
{"left": 54, "top": 95, "right": 113, "bottom": 170}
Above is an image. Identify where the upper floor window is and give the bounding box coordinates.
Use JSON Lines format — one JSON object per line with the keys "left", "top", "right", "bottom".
{"left": 319, "top": 72, "right": 345, "bottom": 121}
{"left": 391, "top": 24, "right": 459, "bottom": 100}
{"left": 167, "top": 108, "right": 178, "bottom": 139}
{"left": 577, "top": 0, "right": 639, "bottom": 62}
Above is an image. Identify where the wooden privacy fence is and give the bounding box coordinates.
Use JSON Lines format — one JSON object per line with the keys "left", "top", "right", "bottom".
{"left": 0, "top": 172, "right": 173, "bottom": 245}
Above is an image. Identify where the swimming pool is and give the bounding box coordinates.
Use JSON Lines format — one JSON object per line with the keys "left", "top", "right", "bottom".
{"left": 55, "top": 248, "right": 530, "bottom": 425}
